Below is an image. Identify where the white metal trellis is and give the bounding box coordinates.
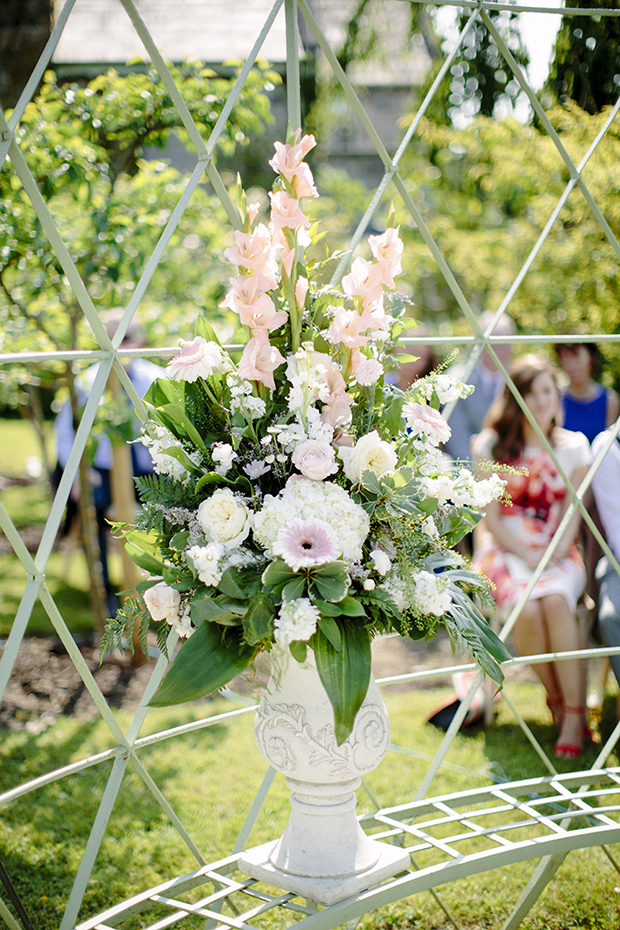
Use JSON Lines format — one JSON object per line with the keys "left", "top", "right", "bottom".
{"left": 1, "top": 2, "right": 620, "bottom": 928}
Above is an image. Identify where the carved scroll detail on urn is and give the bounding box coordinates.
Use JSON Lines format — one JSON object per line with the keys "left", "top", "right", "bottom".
{"left": 254, "top": 699, "right": 389, "bottom": 778}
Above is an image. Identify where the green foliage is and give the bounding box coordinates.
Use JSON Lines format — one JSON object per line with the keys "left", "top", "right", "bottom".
{"left": 99, "top": 596, "right": 150, "bottom": 658}
{"left": 420, "top": 7, "right": 529, "bottom": 125}
{"left": 396, "top": 105, "right": 620, "bottom": 382}
{"left": 312, "top": 620, "right": 372, "bottom": 745}
{"left": 0, "top": 61, "right": 277, "bottom": 403}
{"left": 149, "top": 621, "right": 254, "bottom": 706}
{"left": 546, "top": 0, "right": 620, "bottom": 115}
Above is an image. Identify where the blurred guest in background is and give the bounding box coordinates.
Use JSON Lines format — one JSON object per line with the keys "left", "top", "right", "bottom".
{"left": 473, "top": 354, "right": 590, "bottom": 758}
{"left": 443, "top": 312, "right": 515, "bottom": 464}
{"left": 591, "top": 427, "right": 620, "bottom": 701}
{"left": 554, "top": 342, "right": 619, "bottom": 445}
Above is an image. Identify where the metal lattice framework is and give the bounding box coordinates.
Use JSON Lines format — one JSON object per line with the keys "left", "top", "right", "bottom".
{"left": 2, "top": 2, "right": 620, "bottom": 928}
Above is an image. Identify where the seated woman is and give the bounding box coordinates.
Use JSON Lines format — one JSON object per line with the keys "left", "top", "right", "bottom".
{"left": 472, "top": 355, "right": 591, "bottom": 758}
{"left": 554, "top": 342, "right": 619, "bottom": 445}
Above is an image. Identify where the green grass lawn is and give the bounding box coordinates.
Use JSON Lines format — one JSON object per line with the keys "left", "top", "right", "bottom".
{"left": 1, "top": 685, "right": 619, "bottom": 930}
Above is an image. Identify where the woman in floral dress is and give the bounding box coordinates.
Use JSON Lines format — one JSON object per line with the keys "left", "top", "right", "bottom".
{"left": 473, "top": 355, "right": 591, "bottom": 758}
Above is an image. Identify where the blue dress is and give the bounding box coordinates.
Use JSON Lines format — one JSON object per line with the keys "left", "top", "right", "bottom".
{"left": 562, "top": 387, "right": 608, "bottom": 444}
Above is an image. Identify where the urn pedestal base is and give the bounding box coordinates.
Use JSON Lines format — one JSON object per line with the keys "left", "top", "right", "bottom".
{"left": 237, "top": 646, "right": 410, "bottom": 905}
{"left": 239, "top": 837, "right": 410, "bottom": 907}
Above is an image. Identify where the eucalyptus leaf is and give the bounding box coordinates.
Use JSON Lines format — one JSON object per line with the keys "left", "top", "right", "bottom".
{"left": 149, "top": 623, "right": 253, "bottom": 706}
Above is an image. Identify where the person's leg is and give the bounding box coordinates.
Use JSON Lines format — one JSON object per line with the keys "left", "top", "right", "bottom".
{"left": 597, "top": 561, "right": 620, "bottom": 690}
{"left": 541, "top": 593, "right": 584, "bottom": 752}
{"left": 512, "top": 599, "right": 563, "bottom": 710}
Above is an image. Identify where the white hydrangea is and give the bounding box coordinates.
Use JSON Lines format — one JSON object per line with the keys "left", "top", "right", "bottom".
{"left": 186, "top": 543, "right": 224, "bottom": 587}
{"left": 140, "top": 425, "right": 202, "bottom": 483}
{"left": 420, "top": 374, "right": 474, "bottom": 404}
{"left": 274, "top": 597, "right": 320, "bottom": 645}
{"left": 380, "top": 572, "right": 407, "bottom": 611}
{"left": 412, "top": 570, "right": 452, "bottom": 616}
{"left": 253, "top": 477, "right": 370, "bottom": 562}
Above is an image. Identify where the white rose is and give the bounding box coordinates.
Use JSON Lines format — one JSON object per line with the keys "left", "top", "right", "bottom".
{"left": 403, "top": 403, "right": 451, "bottom": 446}
{"left": 363, "top": 578, "right": 376, "bottom": 591}
{"left": 370, "top": 549, "right": 392, "bottom": 576}
{"left": 143, "top": 582, "right": 180, "bottom": 625}
{"left": 339, "top": 430, "right": 397, "bottom": 484}
{"left": 292, "top": 439, "right": 339, "bottom": 481}
{"left": 197, "top": 488, "right": 251, "bottom": 550}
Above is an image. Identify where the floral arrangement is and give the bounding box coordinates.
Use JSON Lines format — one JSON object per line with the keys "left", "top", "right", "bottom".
{"left": 104, "top": 130, "right": 510, "bottom": 743}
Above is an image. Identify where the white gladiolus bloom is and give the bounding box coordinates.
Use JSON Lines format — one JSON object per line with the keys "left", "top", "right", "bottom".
{"left": 187, "top": 543, "right": 224, "bottom": 587}
{"left": 338, "top": 431, "right": 397, "bottom": 484}
{"left": 211, "top": 442, "right": 237, "bottom": 476}
{"left": 274, "top": 598, "right": 320, "bottom": 645}
{"left": 412, "top": 570, "right": 452, "bottom": 617}
{"left": 141, "top": 425, "right": 201, "bottom": 483}
{"left": 370, "top": 549, "right": 392, "bottom": 576}
{"left": 198, "top": 489, "right": 252, "bottom": 549}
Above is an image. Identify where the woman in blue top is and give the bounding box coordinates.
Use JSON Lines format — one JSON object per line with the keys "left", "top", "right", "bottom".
{"left": 554, "top": 343, "right": 619, "bottom": 444}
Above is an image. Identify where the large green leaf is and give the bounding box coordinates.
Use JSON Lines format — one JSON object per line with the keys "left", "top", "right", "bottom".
{"left": 124, "top": 542, "right": 165, "bottom": 575}
{"left": 195, "top": 314, "right": 222, "bottom": 345}
{"left": 217, "top": 566, "right": 262, "bottom": 600}
{"left": 149, "top": 623, "right": 253, "bottom": 706}
{"left": 190, "top": 593, "right": 245, "bottom": 626}
{"left": 242, "top": 593, "right": 276, "bottom": 645}
{"left": 312, "top": 621, "right": 371, "bottom": 745}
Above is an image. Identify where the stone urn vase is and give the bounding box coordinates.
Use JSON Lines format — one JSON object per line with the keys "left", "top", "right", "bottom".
{"left": 238, "top": 644, "right": 410, "bottom": 905}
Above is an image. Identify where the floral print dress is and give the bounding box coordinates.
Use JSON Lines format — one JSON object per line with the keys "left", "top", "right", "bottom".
{"left": 472, "top": 427, "right": 590, "bottom": 612}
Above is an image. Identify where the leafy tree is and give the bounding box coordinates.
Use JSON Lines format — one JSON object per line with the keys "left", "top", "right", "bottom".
{"left": 0, "top": 61, "right": 277, "bottom": 624}
{"left": 392, "top": 104, "right": 620, "bottom": 382}
{"left": 419, "top": 7, "right": 529, "bottom": 125}
{"left": 546, "top": 0, "right": 620, "bottom": 114}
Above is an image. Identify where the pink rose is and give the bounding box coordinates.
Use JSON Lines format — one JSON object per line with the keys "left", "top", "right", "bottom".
{"left": 292, "top": 439, "right": 339, "bottom": 481}
{"left": 269, "top": 191, "right": 311, "bottom": 231}
{"left": 238, "top": 333, "right": 285, "bottom": 390}
{"left": 368, "top": 228, "right": 403, "bottom": 289}
{"left": 143, "top": 582, "right": 180, "bottom": 625}
{"left": 403, "top": 402, "right": 451, "bottom": 446}
{"left": 351, "top": 350, "right": 384, "bottom": 385}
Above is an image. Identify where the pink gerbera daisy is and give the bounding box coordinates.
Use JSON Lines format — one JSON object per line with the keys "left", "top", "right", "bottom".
{"left": 273, "top": 519, "right": 340, "bottom": 572}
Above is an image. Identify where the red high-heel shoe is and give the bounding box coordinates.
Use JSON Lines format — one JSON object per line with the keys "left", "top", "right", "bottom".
{"left": 546, "top": 695, "right": 563, "bottom": 726}
{"left": 554, "top": 706, "right": 586, "bottom": 759}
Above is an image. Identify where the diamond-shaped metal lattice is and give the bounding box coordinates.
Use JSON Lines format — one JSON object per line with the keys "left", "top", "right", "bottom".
{"left": 2, "top": 2, "right": 620, "bottom": 928}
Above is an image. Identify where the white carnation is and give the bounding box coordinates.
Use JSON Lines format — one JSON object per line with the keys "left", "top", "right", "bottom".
{"left": 211, "top": 442, "right": 237, "bottom": 476}
{"left": 274, "top": 598, "right": 320, "bottom": 646}
{"left": 141, "top": 425, "right": 201, "bottom": 483}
